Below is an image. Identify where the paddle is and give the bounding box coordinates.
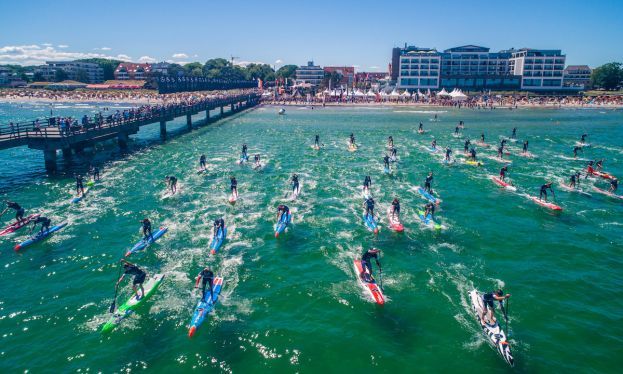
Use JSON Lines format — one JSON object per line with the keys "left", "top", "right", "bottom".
{"left": 498, "top": 298, "right": 509, "bottom": 336}
{"left": 109, "top": 263, "right": 123, "bottom": 313}
{"left": 378, "top": 267, "right": 384, "bottom": 291}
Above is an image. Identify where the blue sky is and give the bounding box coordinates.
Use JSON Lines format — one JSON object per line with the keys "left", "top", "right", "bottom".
{"left": 1, "top": 0, "right": 621, "bottom": 69}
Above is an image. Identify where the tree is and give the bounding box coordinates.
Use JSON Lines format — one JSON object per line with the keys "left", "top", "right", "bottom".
{"left": 322, "top": 71, "right": 343, "bottom": 88}
{"left": 202, "top": 58, "right": 246, "bottom": 80}
{"left": 75, "top": 69, "right": 89, "bottom": 83}
{"left": 244, "top": 63, "right": 275, "bottom": 81}
{"left": 183, "top": 62, "right": 203, "bottom": 75}
{"left": 590, "top": 62, "right": 623, "bottom": 90}
{"left": 276, "top": 64, "right": 298, "bottom": 80}
{"left": 54, "top": 69, "right": 68, "bottom": 82}
{"left": 168, "top": 63, "right": 185, "bottom": 77}
{"left": 190, "top": 67, "right": 203, "bottom": 77}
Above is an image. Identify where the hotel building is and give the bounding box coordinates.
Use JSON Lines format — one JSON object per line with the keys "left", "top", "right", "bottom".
{"left": 509, "top": 49, "right": 565, "bottom": 90}
{"left": 35, "top": 61, "right": 104, "bottom": 83}
{"left": 563, "top": 65, "right": 592, "bottom": 88}
{"left": 114, "top": 63, "right": 152, "bottom": 80}
{"left": 394, "top": 44, "right": 568, "bottom": 91}
{"left": 295, "top": 61, "right": 324, "bottom": 86}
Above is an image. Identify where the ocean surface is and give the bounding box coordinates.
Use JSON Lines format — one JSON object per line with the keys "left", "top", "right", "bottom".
{"left": 0, "top": 101, "right": 622, "bottom": 373}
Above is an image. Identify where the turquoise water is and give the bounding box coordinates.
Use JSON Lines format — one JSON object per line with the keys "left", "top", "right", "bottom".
{"left": 0, "top": 102, "right": 622, "bottom": 373}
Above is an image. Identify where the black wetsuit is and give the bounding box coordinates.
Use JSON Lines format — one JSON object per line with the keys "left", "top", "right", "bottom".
{"left": 523, "top": 141, "right": 529, "bottom": 152}
{"left": 539, "top": 184, "right": 554, "bottom": 200}
{"left": 6, "top": 201, "right": 25, "bottom": 222}
{"left": 424, "top": 202, "right": 435, "bottom": 217}
{"left": 198, "top": 269, "right": 214, "bottom": 302}
{"left": 418, "top": 123, "right": 423, "bottom": 131}
{"left": 214, "top": 218, "right": 225, "bottom": 237}
{"left": 424, "top": 174, "right": 433, "bottom": 193}
{"left": 32, "top": 216, "right": 51, "bottom": 233}
{"left": 364, "top": 198, "right": 375, "bottom": 217}
{"left": 445, "top": 148, "right": 452, "bottom": 160}
{"left": 511, "top": 128, "right": 517, "bottom": 138}
{"left": 200, "top": 155, "right": 206, "bottom": 169}
{"left": 383, "top": 156, "right": 390, "bottom": 169}
{"left": 470, "top": 148, "right": 477, "bottom": 160}
{"left": 611, "top": 179, "right": 619, "bottom": 192}
{"left": 500, "top": 166, "right": 508, "bottom": 180}
{"left": 142, "top": 219, "right": 153, "bottom": 241}
{"left": 464, "top": 140, "right": 470, "bottom": 153}
{"left": 76, "top": 176, "right": 85, "bottom": 194}
{"left": 291, "top": 175, "right": 299, "bottom": 193}
{"left": 361, "top": 251, "right": 380, "bottom": 276}
{"left": 581, "top": 134, "right": 587, "bottom": 143}
{"left": 242, "top": 145, "right": 248, "bottom": 159}
{"left": 230, "top": 177, "right": 237, "bottom": 192}
{"left": 570, "top": 173, "right": 579, "bottom": 187}
{"left": 391, "top": 200, "right": 400, "bottom": 216}
{"left": 314, "top": 135, "right": 319, "bottom": 146}
{"left": 363, "top": 176, "right": 371, "bottom": 189}
{"left": 483, "top": 292, "right": 498, "bottom": 311}
{"left": 573, "top": 146, "right": 582, "bottom": 157}
{"left": 124, "top": 265, "right": 146, "bottom": 286}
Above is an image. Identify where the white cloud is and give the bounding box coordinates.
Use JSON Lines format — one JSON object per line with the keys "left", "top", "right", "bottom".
{"left": 138, "top": 55, "right": 156, "bottom": 63}
{"left": 368, "top": 66, "right": 379, "bottom": 70}
{"left": 234, "top": 60, "right": 265, "bottom": 67}
{"left": 42, "top": 43, "right": 52, "bottom": 47}
{"left": 275, "top": 59, "right": 283, "bottom": 64}
{"left": 353, "top": 64, "right": 360, "bottom": 68}
{"left": 94, "top": 47, "right": 112, "bottom": 51}
{"left": 172, "top": 53, "right": 188, "bottom": 59}
{"left": 193, "top": 54, "right": 198, "bottom": 58}
{"left": 0, "top": 44, "right": 112, "bottom": 65}
{"left": 58, "top": 44, "right": 69, "bottom": 48}
{"left": 115, "top": 54, "right": 132, "bottom": 61}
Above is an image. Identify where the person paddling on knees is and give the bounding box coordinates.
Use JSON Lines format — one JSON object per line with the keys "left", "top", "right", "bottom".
{"left": 361, "top": 248, "right": 381, "bottom": 283}
{"left": 165, "top": 175, "right": 177, "bottom": 194}
{"left": 30, "top": 216, "right": 51, "bottom": 234}
{"left": 424, "top": 202, "right": 435, "bottom": 219}
{"left": 482, "top": 289, "right": 510, "bottom": 325}
{"left": 213, "top": 218, "right": 225, "bottom": 239}
{"left": 118, "top": 260, "right": 146, "bottom": 300}
{"left": 277, "top": 204, "right": 290, "bottom": 223}
{"left": 195, "top": 267, "right": 215, "bottom": 303}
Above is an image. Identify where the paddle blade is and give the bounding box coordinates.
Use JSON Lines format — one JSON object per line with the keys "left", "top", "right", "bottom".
{"left": 109, "top": 300, "right": 116, "bottom": 313}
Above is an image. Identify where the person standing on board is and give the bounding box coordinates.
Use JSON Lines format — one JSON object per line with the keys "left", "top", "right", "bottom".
{"left": 418, "top": 123, "right": 424, "bottom": 132}
{"left": 2, "top": 201, "right": 26, "bottom": 223}
{"left": 117, "top": 260, "right": 146, "bottom": 299}
{"left": 241, "top": 144, "right": 248, "bottom": 160}
{"left": 363, "top": 176, "right": 372, "bottom": 194}
{"left": 254, "top": 154, "right": 261, "bottom": 168}
{"left": 481, "top": 289, "right": 510, "bottom": 325}
{"left": 580, "top": 133, "right": 588, "bottom": 144}
{"left": 360, "top": 248, "right": 381, "bottom": 282}
{"left": 390, "top": 198, "right": 400, "bottom": 219}
{"left": 463, "top": 139, "right": 471, "bottom": 154}
{"left": 230, "top": 176, "right": 238, "bottom": 198}
{"left": 609, "top": 178, "right": 619, "bottom": 193}
{"left": 314, "top": 134, "right": 320, "bottom": 147}
{"left": 199, "top": 154, "right": 207, "bottom": 171}
{"left": 363, "top": 196, "right": 375, "bottom": 220}
{"left": 569, "top": 172, "right": 581, "bottom": 188}
{"left": 522, "top": 140, "right": 529, "bottom": 154}
{"left": 424, "top": 202, "right": 435, "bottom": 219}
{"left": 499, "top": 166, "right": 509, "bottom": 181}
{"left": 349, "top": 133, "right": 356, "bottom": 146}
{"left": 383, "top": 155, "right": 390, "bottom": 171}
{"left": 572, "top": 146, "right": 582, "bottom": 159}
{"left": 511, "top": 127, "right": 517, "bottom": 139}
{"left": 424, "top": 172, "right": 434, "bottom": 193}
{"left": 75, "top": 174, "right": 85, "bottom": 196}
{"left": 141, "top": 218, "right": 153, "bottom": 242}
{"left": 165, "top": 176, "right": 177, "bottom": 194}
{"left": 387, "top": 136, "right": 394, "bottom": 148}
{"left": 213, "top": 218, "right": 225, "bottom": 239}
{"left": 539, "top": 182, "right": 555, "bottom": 201}
{"left": 194, "top": 267, "right": 215, "bottom": 302}
{"left": 291, "top": 174, "right": 300, "bottom": 196}
{"left": 445, "top": 147, "right": 452, "bottom": 162}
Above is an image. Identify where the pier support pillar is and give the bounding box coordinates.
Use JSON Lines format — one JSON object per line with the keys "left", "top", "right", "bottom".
{"left": 220, "top": 106, "right": 224, "bottom": 116}
{"left": 205, "top": 109, "right": 210, "bottom": 122}
{"left": 230, "top": 103, "right": 235, "bottom": 112}
{"left": 44, "top": 150, "right": 57, "bottom": 172}
{"left": 160, "top": 120, "right": 167, "bottom": 140}
{"left": 118, "top": 132, "right": 129, "bottom": 149}
{"left": 62, "top": 148, "right": 72, "bottom": 158}
{"left": 186, "top": 114, "right": 192, "bottom": 130}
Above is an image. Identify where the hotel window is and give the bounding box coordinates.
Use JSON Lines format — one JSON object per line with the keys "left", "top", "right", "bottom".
{"left": 401, "top": 59, "right": 409, "bottom": 64}
{"left": 544, "top": 65, "right": 553, "bottom": 70}
{"left": 523, "top": 79, "right": 541, "bottom": 86}
{"left": 401, "top": 78, "right": 409, "bottom": 85}
{"left": 543, "top": 79, "right": 561, "bottom": 87}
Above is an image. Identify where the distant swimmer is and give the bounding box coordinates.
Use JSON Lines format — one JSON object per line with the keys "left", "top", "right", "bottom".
{"left": 569, "top": 172, "right": 581, "bottom": 188}
{"left": 2, "top": 201, "right": 25, "bottom": 223}
{"left": 360, "top": 248, "right": 381, "bottom": 281}
{"left": 194, "top": 267, "right": 215, "bottom": 303}
{"left": 254, "top": 154, "right": 261, "bottom": 168}
{"left": 388, "top": 136, "right": 394, "bottom": 148}
{"left": 117, "top": 260, "right": 146, "bottom": 299}
{"left": 511, "top": 127, "right": 517, "bottom": 139}
{"left": 522, "top": 140, "right": 529, "bottom": 154}
{"left": 314, "top": 134, "right": 320, "bottom": 147}
{"left": 609, "top": 178, "right": 619, "bottom": 193}
{"left": 580, "top": 133, "right": 588, "bottom": 144}
{"left": 445, "top": 147, "right": 452, "bottom": 162}
{"left": 165, "top": 175, "right": 177, "bottom": 194}
{"left": 499, "top": 166, "right": 508, "bottom": 181}
{"left": 213, "top": 218, "right": 225, "bottom": 239}
{"left": 424, "top": 172, "right": 434, "bottom": 193}
{"left": 481, "top": 289, "right": 511, "bottom": 325}
{"left": 390, "top": 198, "right": 400, "bottom": 219}
{"left": 572, "top": 146, "right": 583, "bottom": 159}
{"left": 418, "top": 123, "right": 424, "bottom": 132}
{"left": 363, "top": 196, "right": 375, "bottom": 219}
{"left": 230, "top": 176, "right": 238, "bottom": 198}
{"left": 199, "top": 154, "right": 207, "bottom": 170}
{"left": 30, "top": 216, "right": 51, "bottom": 234}
{"left": 277, "top": 204, "right": 290, "bottom": 222}
{"left": 539, "top": 182, "right": 555, "bottom": 201}
{"left": 291, "top": 173, "right": 300, "bottom": 195}
{"left": 424, "top": 202, "right": 435, "bottom": 219}
{"left": 75, "top": 174, "right": 85, "bottom": 195}
{"left": 363, "top": 176, "right": 372, "bottom": 195}
{"left": 140, "top": 218, "right": 153, "bottom": 241}
{"left": 464, "top": 139, "right": 471, "bottom": 153}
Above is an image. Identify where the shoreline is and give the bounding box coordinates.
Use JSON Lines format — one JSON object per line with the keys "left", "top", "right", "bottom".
{"left": 261, "top": 101, "right": 623, "bottom": 110}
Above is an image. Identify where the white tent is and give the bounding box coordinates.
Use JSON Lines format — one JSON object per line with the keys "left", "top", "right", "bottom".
{"left": 379, "top": 91, "right": 389, "bottom": 98}
{"left": 389, "top": 89, "right": 401, "bottom": 98}
{"left": 322, "top": 88, "right": 330, "bottom": 95}
{"left": 449, "top": 88, "right": 467, "bottom": 101}
{"left": 437, "top": 88, "right": 450, "bottom": 97}
{"left": 401, "top": 89, "right": 411, "bottom": 97}
{"left": 355, "top": 89, "right": 366, "bottom": 97}
{"left": 366, "top": 89, "right": 376, "bottom": 97}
